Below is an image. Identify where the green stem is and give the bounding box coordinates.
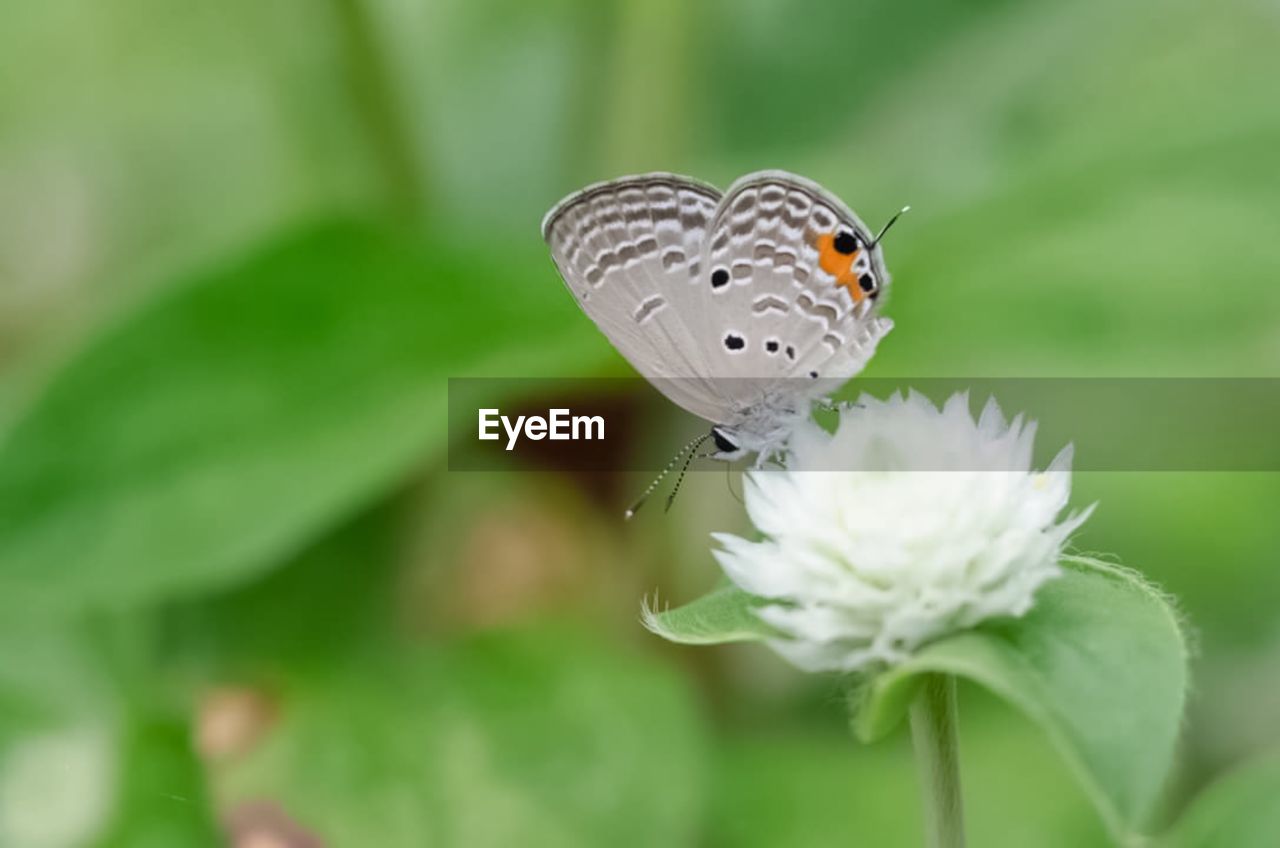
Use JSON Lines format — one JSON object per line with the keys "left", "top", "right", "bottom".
{"left": 602, "top": 0, "right": 690, "bottom": 172}
{"left": 910, "top": 674, "right": 965, "bottom": 848}
{"left": 331, "top": 0, "right": 426, "bottom": 221}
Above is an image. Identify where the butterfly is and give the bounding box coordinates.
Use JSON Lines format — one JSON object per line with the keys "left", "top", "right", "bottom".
{"left": 541, "top": 171, "right": 903, "bottom": 509}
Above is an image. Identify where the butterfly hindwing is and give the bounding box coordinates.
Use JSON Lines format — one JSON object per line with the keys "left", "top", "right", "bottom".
{"left": 697, "top": 171, "right": 893, "bottom": 384}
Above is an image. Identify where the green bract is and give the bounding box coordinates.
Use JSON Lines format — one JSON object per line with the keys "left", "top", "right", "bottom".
{"left": 643, "top": 584, "right": 783, "bottom": 645}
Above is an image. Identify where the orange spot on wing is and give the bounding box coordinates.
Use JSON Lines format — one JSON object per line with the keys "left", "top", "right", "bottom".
{"left": 814, "top": 232, "right": 866, "bottom": 301}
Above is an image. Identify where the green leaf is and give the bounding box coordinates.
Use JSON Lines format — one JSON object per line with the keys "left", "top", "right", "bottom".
{"left": 642, "top": 583, "right": 781, "bottom": 645}
{"left": 0, "top": 222, "right": 599, "bottom": 611}
{"left": 852, "top": 556, "right": 1188, "bottom": 841}
{"left": 1166, "top": 754, "right": 1280, "bottom": 848}
{"left": 214, "top": 626, "right": 706, "bottom": 848}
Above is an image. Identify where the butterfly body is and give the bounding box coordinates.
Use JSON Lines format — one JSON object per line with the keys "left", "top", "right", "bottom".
{"left": 542, "top": 170, "right": 894, "bottom": 465}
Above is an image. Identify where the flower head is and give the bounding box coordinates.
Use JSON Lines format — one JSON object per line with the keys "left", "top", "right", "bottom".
{"left": 712, "top": 391, "right": 1091, "bottom": 672}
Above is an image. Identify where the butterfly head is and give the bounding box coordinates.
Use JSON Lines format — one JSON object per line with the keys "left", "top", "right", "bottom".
{"left": 710, "top": 425, "right": 746, "bottom": 461}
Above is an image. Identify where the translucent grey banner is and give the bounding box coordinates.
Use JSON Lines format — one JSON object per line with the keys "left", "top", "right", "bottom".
{"left": 447, "top": 378, "right": 1280, "bottom": 471}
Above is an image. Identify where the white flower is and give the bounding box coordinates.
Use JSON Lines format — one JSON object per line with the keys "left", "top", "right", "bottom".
{"left": 713, "top": 390, "right": 1092, "bottom": 673}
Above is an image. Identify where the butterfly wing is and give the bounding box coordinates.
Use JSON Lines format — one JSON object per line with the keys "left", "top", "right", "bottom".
{"left": 543, "top": 170, "right": 895, "bottom": 451}
{"left": 542, "top": 173, "right": 736, "bottom": 423}
{"left": 697, "top": 170, "right": 893, "bottom": 385}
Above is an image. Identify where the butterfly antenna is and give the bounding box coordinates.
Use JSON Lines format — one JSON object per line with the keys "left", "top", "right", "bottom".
{"left": 664, "top": 436, "right": 711, "bottom": 513}
{"left": 625, "top": 432, "right": 711, "bottom": 520}
{"left": 871, "top": 205, "right": 911, "bottom": 247}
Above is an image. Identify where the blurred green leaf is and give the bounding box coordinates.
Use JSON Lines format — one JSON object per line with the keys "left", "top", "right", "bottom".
{"left": 1166, "top": 754, "right": 1280, "bottom": 848}
{"left": 159, "top": 502, "right": 404, "bottom": 678}
{"left": 0, "top": 221, "right": 600, "bottom": 610}
{"left": 852, "top": 556, "right": 1188, "bottom": 841}
{"left": 93, "top": 717, "right": 220, "bottom": 848}
{"left": 215, "top": 625, "right": 706, "bottom": 848}
{"left": 642, "top": 583, "right": 780, "bottom": 645}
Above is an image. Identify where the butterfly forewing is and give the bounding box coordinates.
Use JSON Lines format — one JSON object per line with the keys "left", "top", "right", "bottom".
{"left": 542, "top": 173, "right": 733, "bottom": 422}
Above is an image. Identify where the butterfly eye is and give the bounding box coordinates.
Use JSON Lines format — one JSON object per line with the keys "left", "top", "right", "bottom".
{"left": 858, "top": 273, "right": 877, "bottom": 294}
{"left": 711, "top": 427, "right": 739, "bottom": 454}
{"left": 833, "top": 231, "right": 859, "bottom": 255}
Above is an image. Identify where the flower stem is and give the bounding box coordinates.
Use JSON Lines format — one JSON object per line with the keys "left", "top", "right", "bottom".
{"left": 910, "top": 674, "right": 965, "bottom": 848}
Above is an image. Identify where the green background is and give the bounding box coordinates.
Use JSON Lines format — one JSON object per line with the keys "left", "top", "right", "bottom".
{"left": 1, "top": 0, "right": 1277, "bottom": 845}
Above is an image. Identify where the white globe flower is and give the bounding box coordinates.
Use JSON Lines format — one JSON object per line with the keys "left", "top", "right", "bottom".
{"left": 711, "top": 390, "right": 1092, "bottom": 673}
